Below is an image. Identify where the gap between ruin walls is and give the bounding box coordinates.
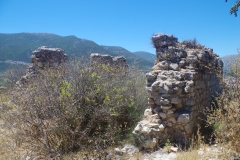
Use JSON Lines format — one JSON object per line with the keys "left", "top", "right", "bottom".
{"left": 133, "top": 33, "right": 223, "bottom": 149}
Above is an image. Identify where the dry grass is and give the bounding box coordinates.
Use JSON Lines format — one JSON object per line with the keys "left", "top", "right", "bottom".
{"left": 0, "top": 92, "right": 21, "bottom": 159}
{"left": 176, "top": 150, "right": 198, "bottom": 160}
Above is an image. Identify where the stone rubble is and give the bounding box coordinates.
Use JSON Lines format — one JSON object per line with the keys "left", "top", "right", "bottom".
{"left": 133, "top": 33, "right": 223, "bottom": 149}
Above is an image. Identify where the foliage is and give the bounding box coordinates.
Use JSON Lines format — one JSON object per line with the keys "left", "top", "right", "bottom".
{"left": 164, "top": 139, "right": 171, "bottom": 148}
{"left": 226, "top": 0, "right": 240, "bottom": 16}
{"left": 2, "top": 59, "right": 147, "bottom": 158}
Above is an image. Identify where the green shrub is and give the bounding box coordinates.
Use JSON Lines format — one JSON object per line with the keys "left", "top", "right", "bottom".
{"left": 4, "top": 59, "right": 147, "bottom": 158}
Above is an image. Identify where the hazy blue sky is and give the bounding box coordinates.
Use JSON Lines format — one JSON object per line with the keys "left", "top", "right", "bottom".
{"left": 0, "top": 0, "right": 239, "bottom": 57}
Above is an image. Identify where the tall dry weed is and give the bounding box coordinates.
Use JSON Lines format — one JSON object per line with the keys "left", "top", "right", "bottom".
{"left": 206, "top": 51, "right": 240, "bottom": 158}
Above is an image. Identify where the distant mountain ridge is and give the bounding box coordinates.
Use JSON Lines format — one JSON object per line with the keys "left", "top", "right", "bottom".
{"left": 0, "top": 33, "right": 154, "bottom": 71}
{"left": 132, "top": 51, "right": 155, "bottom": 63}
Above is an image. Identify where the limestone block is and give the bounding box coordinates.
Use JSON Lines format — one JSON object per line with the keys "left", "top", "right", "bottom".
{"left": 159, "top": 98, "right": 170, "bottom": 105}
{"left": 177, "top": 114, "right": 190, "bottom": 123}
{"left": 186, "top": 97, "right": 195, "bottom": 106}
{"left": 179, "top": 60, "right": 186, "bottom": 68}
{"left": 148, "top": 98, "right": 155, "bottom": 105}
{"left": 186, "top": 80, "right": 194, "bottom": 86}
{"left": 152, "top": 106, "right": 161, "bottom": 114}
{"left": 157, "top": 75, "right": 168, "bottom": 81}
{"left": 173, "top": 86, "right": 182, "bottom": 95}
{"left": 121, "top": 144, "right": 139, "bottom": 155}
{"left": 151, "top": 81, "right": 164, "bottom": 91}
{"left": 168, "top": 117, "right": 177, "bottom": 124}
{"left": 143, "top": 109, "right": 152, "bottom": 117}
{"left": 175, "top": 81, "right": 185, "bottom": 87}
{"left": 184, "top": 85, "right": 194, "bottom": 93}
{"left": 167, "top": 122, "right": 172, "bottom": 127}
{"left": 169, "top": 63, "right": 179, "bottom": 71}
{"left": 184, "top": 123, "right": 193, "bottom": 134}
{"left": 146, "top": 73, "right": 157, "bottom": 81}
{"left": 161, "top": 105, "right": 172, "bottom": 110}
{"left": 152, "top": 61, "right": 169, "bottom": 70}
{"left": 167, "top": 110, "right": 174, "bottom": 115}
{"left": 171, "top": 97, "right": 181, "bottom": 105}
{"left": 184, "top": 72, "right": 195, "bottom": 80}
{"left": 146, "top": 87, "right": 153, "bottom": 98}
{"left": 159, "top": 112, "right": 167, "bottom": 119}
{"left": 143, "top": 138, "right": 157, "bottom": 149}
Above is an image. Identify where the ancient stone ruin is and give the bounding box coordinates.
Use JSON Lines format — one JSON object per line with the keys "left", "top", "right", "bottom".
{"left": 90, "top": 53, "right": 128, "bottom": 69}
{"left": 16, "top": 46, "right": 67, "bottom": 86}
{"left": 133, "top": 33, "right": 223, "bottom": 149}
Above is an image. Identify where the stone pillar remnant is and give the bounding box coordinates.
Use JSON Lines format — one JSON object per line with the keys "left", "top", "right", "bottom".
{"left": 16, "top": 46, "right": 67, "bottom": 86}
{"left": 133, "top": 33, "right": 223, "bottom": 149}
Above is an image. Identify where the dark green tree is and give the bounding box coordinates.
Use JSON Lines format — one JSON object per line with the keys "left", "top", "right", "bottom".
{"left": 226, "top": 0, "right": 240, "bottom": 16}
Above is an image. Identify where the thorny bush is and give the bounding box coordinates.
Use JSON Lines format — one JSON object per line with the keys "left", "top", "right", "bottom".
{"left": 4, "top": 59, "right": 147, "bottom": 158}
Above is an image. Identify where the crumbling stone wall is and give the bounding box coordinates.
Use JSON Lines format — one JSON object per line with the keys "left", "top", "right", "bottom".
{"left": 133, "top": 33, "right": 223, "bottom": 149}
{"left": 90, "top": 53, "right": 128, "bottom": 69}
{"left": 16, "top": 46, "right": 67, "bottom": 86}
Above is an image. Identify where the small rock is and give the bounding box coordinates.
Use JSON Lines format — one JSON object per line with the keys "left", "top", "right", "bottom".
{"left": 121, "top": 144, "right": 139, "bottom": 155}
{"left": 177, "top": 114, "right": 190, "bottom": 123}
{"left": 106, "top": 153, "right": 112, "bottom": 160}
{"left": 143, "top": 138, "right": 157, "bottom": 149}
{"left": 114, "top": 148, "right": 124, "bottom": 155}
{"left": 159, "top": 112, "right": 167, "bottom": 119}
{"left": 170, "top": 146, "right": 178, "bottom": 152}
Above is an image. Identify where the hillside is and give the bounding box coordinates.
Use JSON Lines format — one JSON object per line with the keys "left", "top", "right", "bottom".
{"left": 132, "top": 51, "right": 155, "bottom": 63}
{"left": 0, "top": 33, "right": 153, "bottom": 70}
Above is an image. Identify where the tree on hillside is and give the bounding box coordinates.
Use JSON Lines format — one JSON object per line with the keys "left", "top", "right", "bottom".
{"left": 226, "top": 0, "right": 240, "bottom": 16}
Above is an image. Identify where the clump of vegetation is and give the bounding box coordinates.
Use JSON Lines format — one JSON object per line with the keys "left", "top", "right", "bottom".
{"left": 182, "top": 38, "right": 204, "bottom": 49}
{"left": 205, "top": 50, "right": 240, "bottom": 158}
{"left": 0, "top": 65, "right": 27, "bottom": 87}
{"left": 1, "top": 59, "right": 147, "bottom": 158}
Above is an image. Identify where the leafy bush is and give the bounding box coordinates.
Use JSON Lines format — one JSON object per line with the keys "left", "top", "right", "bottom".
{"left": 4, "top": 59, "right": 147, "bottom": 158}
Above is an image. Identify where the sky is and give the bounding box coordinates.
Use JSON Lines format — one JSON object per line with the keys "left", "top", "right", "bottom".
{"left": 0, "top": 0, "right": 239, "bottom": 57}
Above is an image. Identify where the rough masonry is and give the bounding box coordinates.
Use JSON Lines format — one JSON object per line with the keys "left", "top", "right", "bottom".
{"left": 90, "top": 53, "right": 128, "bottom": 69}
{"left": 133, "top": 33, "right": 223, "bottom": 149}
{"left": 16, "top": 46, "right": 67, "bottom": 86}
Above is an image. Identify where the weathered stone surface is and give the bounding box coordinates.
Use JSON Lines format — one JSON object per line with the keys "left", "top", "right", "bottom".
{"left": 90, "top": 53, "right": 128, "bottom": 69}
{"left": 133, "top": 33, "right": 222, "bottom": 148}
